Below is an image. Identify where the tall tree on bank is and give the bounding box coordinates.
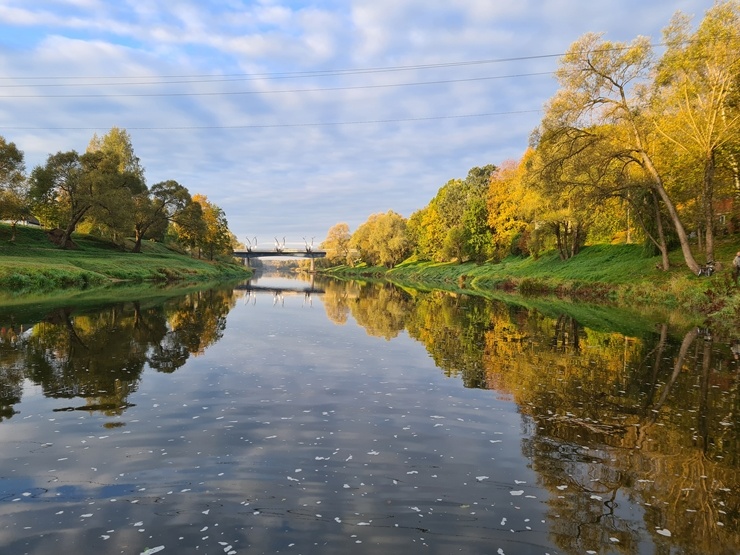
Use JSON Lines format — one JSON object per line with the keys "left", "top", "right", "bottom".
{"left": 551, "top": 33, "right": 700, "bottom": 273}
{"left": 321, "top": 222, "right": 352, "bottom": 264}
{"left": 29, "top": 149, "right": 141, "bottom": 249}
{"left": 0, "top": 136, "right": 28, "bottom": 241}
{"left": 87, "top": 127, "right": 145, "bottom": 182}
{"left": 131, "top": 180, "right": 195, "bottom": 253}
{"left": 350, "top": 210, "right": 411, "bottom": 267}
{"left": 192, "top": 194, "right": 232, "bottom": 260}
{"left": 82, "top": 128, "right": 146, "bottom": 243}
{"left": 654, "top": 1, "right": 740, "bottom": 263}
{"left": 29, "top": 151, "right": 86, "bottom": 248}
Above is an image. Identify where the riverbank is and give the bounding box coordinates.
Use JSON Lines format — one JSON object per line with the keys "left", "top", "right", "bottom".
{"left": 322, "top": 241, "right": 740, "bottom": 327}
{"left": 0, "top": 224, "right": 251, "bottom": 294}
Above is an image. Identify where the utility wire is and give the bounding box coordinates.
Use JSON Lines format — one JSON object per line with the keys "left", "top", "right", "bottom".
{"left": 0, "top": 109, "right": 541, "bottom": 131}
{"left": 0, "top": 37, "right": 718, "bottom": 84}
{"left": 0, "top": 72, "right": 553, "bottom": 98}
{"left": 0, "top": 53, "right": 567, "bottom": 82}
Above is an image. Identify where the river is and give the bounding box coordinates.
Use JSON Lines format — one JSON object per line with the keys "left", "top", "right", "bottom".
{"left": 0, "top": 275, "right": 737, "bottom": 555}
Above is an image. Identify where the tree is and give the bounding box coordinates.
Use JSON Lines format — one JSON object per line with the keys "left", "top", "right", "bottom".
{"left": 87, "top": 127, "right": 145, "bottom": 181}
{"left": 192, "top": 194, "right": 232, "bottom": 260}
{"left": 0, "top": 136, "right": 28, "bottom": 242}
{"left": 350, "top": 210, "right": 411, "bottom": 267}
{"left": 29, "top": 151, "right": 86, "bottom": 248}
{"left": 321, "top": 222, "right": 351, "bottom": 264}
{"left": 408, "top": 201, "right": 447, "bottom": 261}
{"left": 487, "top": 158, "right": 530, "bottom": 258}
{"left": 549, "top": 33, "right": 700, "bottom": 272}
{"left": 131, "top": 180, "right": 195, "bottom": 253}
{"left": 29, "top": 148, "right": 145, "bottom": 249}
{"left": 171, "top": 200, "right": 205, "bottom": 253}
{"left": 81, "top": 128, "right": 146, "bottom": 244}
{"left": 654, "top": 2, "right": 740, "bottom": 263}
{"left": 414, "top": 165, "right": 497, "bottom": 263}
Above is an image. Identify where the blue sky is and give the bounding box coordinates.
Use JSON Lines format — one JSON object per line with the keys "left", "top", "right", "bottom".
{"left": 0, "top": 0, "right": 715, "bottom": 247}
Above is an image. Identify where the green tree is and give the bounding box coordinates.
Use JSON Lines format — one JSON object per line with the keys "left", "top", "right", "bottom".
{"left": 87, "top": 127, "right": 145, "bottom": 181}
{"left": 0, "top": 136, "right": 28, "bottom": 242}
{"left": 171, "top": 200, "right": 205, "bottom": 253}
{"left": 29, "top": 148, "right": 143, "bottom": 249}
{"left": 29, "top": 151, "right": 86, "bottom": 248}
{"left": 131, "top": 180, "right": 195, "bottom": 253}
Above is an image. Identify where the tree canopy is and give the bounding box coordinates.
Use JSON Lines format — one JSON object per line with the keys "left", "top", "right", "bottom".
{"left": 4, "top": 127, "right": 234, "bottom": 257}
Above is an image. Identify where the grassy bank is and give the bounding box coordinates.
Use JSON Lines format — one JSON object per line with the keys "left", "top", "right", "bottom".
{"left": 0, "top": 224, "right": 251, "bottom": 294}
{"left": 323, "top": 240, "right": 740, "bottom": 326}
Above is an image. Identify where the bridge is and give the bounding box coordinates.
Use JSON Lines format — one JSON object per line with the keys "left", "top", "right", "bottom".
{"left": 233, "top": 238, "right": 327, "bottom": 271}
{"left": 232, "top": 248, "right": 326, "bottom": 271}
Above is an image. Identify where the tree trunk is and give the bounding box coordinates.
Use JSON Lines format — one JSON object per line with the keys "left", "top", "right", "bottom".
{"left": 638, "top": 150, "right": 700, "bottom": 273}
{"left": 702, "top": 152, "right": 716, "bottom": 262}
{"left": 653, "top": 192, "right": 670, "bottom": 271}
{"left": 58, "top": 206, "right": 91, "bottom": 249}
{"left": 132, "top": 224, "right": 145, "bottom": 253}
{"left": 572, "top": 222, "right": 583, "bottom": 257}
{"left": 554, "top": 224, "right": 566, "bottom": 260}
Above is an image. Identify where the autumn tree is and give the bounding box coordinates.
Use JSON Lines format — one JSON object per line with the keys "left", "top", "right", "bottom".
{"left": 550, "top": 33, "right": 700, "bottom": 273}
{"left": 653, "top": 1, "right": 740, "bottom": 262}
{"left": 487, "top": 158, "right": 531, "bottom": 258}
{"left": 407, "top": 200, "right": 447, "bottom": 261}
{"left": 321, "top": 222, "right": 352, "bottom": 264}
{"left": 192, "top": 194, "right": 232, "bottom": 260}
{"left": 0, "top": 136, "right": 28, "bottom": 241}
{"left": 350, "top": 210, "right": 411, "bottom": 267}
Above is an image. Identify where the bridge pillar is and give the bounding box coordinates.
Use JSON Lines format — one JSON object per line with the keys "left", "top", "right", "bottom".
{"left": 310, "top": 256, "right": 315, "bottom": 273}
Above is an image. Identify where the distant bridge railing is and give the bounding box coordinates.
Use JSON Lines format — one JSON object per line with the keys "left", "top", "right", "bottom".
{"left": 232, "top": 248, "right": 326, "bottom": 270}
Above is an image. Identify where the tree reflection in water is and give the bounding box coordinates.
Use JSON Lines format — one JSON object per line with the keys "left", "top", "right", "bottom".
{"left": 0, "top": 288, "right": 237, "bottom": 417}
{"left": 323, "top": 281, "right": 740, "bottom": 555}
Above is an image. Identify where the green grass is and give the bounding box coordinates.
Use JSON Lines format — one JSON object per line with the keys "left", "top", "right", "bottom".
{"left": 0, "top": 224, "right": 251, "bottom": 294}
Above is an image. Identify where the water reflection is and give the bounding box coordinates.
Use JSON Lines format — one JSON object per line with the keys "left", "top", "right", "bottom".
{"left": 323, "top": 284, "right": 740, "bottom": 554}
{"left": 0, "top": 288, "right": 236, "bottom": 419}
{"left": 0, "top": 277, "right": 737, "bottom": 554}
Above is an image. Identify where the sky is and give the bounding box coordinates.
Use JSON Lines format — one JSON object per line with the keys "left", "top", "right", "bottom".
{"left": 0, "top": 0, "right": 716, "bottom": 249}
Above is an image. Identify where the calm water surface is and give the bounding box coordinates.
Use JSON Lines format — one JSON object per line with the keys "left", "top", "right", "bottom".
{"left": 0, "top": 276, "right": 738, "bottom": 555}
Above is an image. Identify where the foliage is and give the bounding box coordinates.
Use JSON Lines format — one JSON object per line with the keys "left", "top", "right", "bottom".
{"left": 349, "top": 210, "right": 411, "bottom": 267}
{"left": 321, "top": 222, "right": 352, "bottom": 264}
{"left": 0, "top": 137, "right": 28, "bottom": 241}
{"left": 192, "top": 194, "right": 232, "bottom": 261}
{"left": 7, "top": 128, "right": 236, "bottom": 258}
{"left": 654, "top": 2, "right": 740, "bottom": 263}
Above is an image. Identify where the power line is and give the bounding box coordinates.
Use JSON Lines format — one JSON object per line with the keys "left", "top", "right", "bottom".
{"left": 0, "top": 38, "right": 714, "bottom": 84}
{"left": 0, "top": 53, "right": 565, "bottom": 83}
{"left": 0, "top": 72, "right": 553, "bottom": 98}
{"left": 0, "top": 109, "right": 541, "bottom": 131}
